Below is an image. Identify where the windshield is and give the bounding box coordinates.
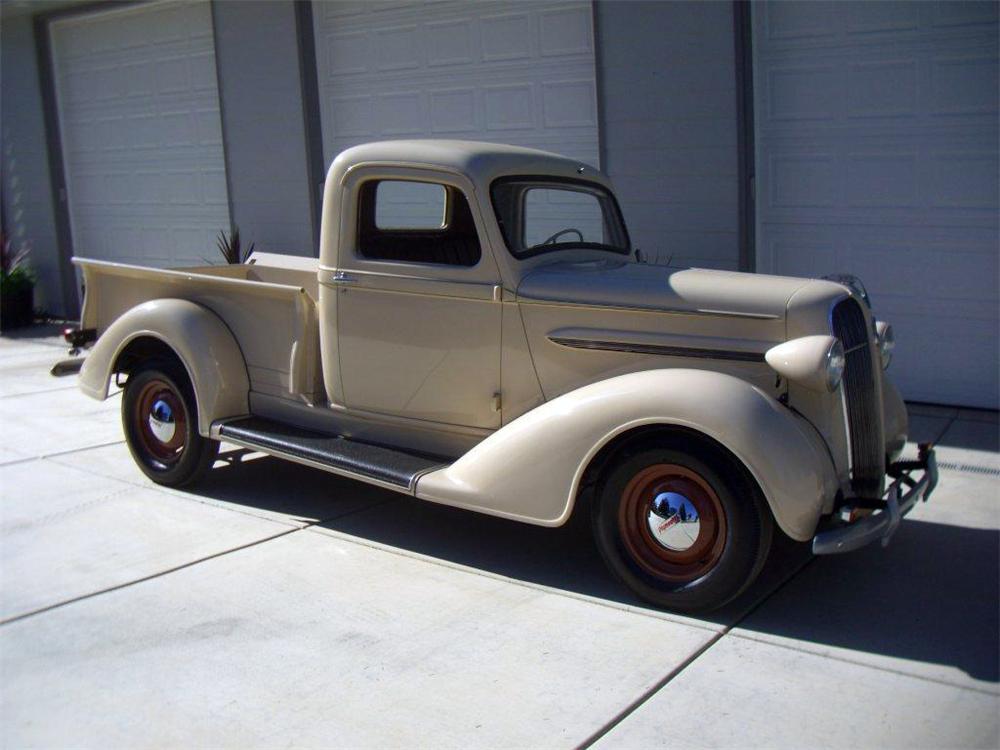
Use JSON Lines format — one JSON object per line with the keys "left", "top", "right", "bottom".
{"left": 490, "top": 177, "right": 630, "bottom": 259}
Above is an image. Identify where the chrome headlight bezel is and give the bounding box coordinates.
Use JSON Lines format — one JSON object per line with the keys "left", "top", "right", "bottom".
{"left": 876, "top": 320, "right": 894, "bottom": 370}
{"left": 826, "top": 338, "right": 846, "bottom": 391}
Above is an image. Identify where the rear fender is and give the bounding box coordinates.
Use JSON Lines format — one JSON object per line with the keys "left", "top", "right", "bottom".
{"left": 415, "top": 369, "right": 838, "bottom": 541}
{"left": 79, "top": 298, "right": 250, "bottom": 435}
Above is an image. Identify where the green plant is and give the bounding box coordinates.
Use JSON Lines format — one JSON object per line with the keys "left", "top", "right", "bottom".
{"left": 1, "top": 231, "right": 36, "bottom": 330}
{"left": 215, "top": 226, "right": 255, "bottom": 265}
{"left": 1, "top": 231, "right": 34, "bottom": 295}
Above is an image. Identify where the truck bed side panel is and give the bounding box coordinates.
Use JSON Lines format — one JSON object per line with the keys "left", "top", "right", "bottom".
{"left": 75, "top": 259, "right": 323, "bottom": 404}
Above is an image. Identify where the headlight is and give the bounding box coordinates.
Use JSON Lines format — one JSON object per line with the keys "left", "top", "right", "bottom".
{"left": 876, "top": 320, "right": 894, "bottom": 370}
{"left": 765, "top": 335, "right": 845, "bottom": 393}
{"left": 823, "top": 273, "right": 870, "bottom": 307}
{"left": 826, "top": 338, "right": 845, "bottom": 390}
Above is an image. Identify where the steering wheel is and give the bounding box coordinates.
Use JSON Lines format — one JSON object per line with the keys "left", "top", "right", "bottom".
{"left": 542, "top": 228, "right": 584, "bottom": 245}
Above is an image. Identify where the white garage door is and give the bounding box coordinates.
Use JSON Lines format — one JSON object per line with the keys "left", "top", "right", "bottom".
{"left": 51, "top": 0, "right": 230, "bottom": 269}
{"left": 753, "top": 2, "right": 999, "bottom": 408}
{"left": 312, "top": 0, "right": 599, "bottom": 168}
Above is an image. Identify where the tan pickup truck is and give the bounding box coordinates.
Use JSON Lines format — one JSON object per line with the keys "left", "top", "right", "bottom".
{"left": 70, "top": 140, "right": 937, "bottom": 612}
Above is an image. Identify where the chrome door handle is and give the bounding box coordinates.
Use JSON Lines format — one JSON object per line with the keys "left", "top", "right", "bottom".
{"left": 331, "top": 271, "right": 355, "bottom": 284}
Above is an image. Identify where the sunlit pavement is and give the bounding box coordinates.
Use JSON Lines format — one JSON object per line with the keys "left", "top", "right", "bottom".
{"left": 1, "top": 328, "right": 997, "bottom": 749}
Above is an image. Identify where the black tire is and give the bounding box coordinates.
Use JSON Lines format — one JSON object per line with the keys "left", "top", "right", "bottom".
{"left": 592, "top": 440, "right": 773, "bottom": 613}
{"left": 122, "top": 362, "right": 218, "bottom": 487}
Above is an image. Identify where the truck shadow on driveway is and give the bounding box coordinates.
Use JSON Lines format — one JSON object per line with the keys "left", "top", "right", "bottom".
{"left": 191, "top": 453, "right": 998, "bottom": 684}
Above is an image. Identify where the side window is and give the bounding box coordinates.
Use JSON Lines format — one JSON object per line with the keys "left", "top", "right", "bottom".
{"left": 358, "top": 180, "right": 482, "bottom": 266}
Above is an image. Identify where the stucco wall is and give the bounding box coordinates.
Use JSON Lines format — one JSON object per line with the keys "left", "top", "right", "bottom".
{"left": 594, "top": 0, "right": 740, "bottom": 270}
{"left": 212, "top": 0, "right": 315, "bottom": 257}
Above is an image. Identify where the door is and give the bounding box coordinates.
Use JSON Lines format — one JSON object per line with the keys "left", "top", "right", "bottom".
{"left": 50, "top": 0, "right": 230, "bottom": 268}
{"left": 332, "top": 170, "right": 502, "bottom": 430}
{"left": 753, "top": 1, "right": 999, "bottom": 407}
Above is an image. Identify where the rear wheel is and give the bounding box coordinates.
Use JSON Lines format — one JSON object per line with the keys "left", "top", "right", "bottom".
{"left": 122, "top": 363, "right": 218, "bottom": 487}
{"left": 592, "top": 442, "right": 772, "bottom": 612}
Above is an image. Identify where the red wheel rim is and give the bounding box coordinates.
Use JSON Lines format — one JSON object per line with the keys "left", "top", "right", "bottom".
{"left": 132, "top": 378, "right": 187, "bottom": 470}
{"left": 618, "top": 464, "right": 727, "bottom": 583}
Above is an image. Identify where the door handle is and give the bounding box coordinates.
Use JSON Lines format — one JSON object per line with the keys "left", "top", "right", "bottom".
{"left": 331, "top": 271, "right": 356, "bottom": 284}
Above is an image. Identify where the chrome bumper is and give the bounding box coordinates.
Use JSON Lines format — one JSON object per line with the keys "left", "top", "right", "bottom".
{"left": 812, "top": 443, "right": 938, "bottom": 555}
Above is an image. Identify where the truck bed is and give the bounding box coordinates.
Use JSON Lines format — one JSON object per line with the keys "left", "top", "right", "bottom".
{"left": 74, "top": 253, "right": 324, "bottom": 404}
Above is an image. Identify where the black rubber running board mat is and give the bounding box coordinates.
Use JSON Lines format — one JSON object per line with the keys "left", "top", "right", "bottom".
{"left": 219, "top": 416, "right": 448, "bottom": 489}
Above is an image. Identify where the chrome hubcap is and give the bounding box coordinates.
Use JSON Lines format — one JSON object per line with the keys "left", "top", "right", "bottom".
{"left": 148, "top": 399, "right": 176, "bottom": 444}
{"left": 647, "top": 491, "right": 701, "bottom": 551}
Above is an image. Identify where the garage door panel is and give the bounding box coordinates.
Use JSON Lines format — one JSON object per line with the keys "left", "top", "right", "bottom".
{"left": 851, "top": 246, "right": 998, "bottom": 307}
{"left": 887, "top": 311, "right": 999, "bottom": 405}
{"left": 428, "top": 88, "right": 477, "bottom": 133}
{"left": 934, "top": 2, "right": 998, "bottom": 27}
{"left": 846, "top": 2, "right": 921, "bottom": 34}
{"left": 755, "top": 3, "right": 997, "bottom": 397}
{"left": 313, "top": 0, "right": 599, "bottom": 166}
{"left": 929, "top": 153, "right": 998, "bottom": 208}
{"left": 52, "top": 0, "right": 230, "bottom": 270}
{"left": 761, "top": 210, "right": 998, "bottom": 409}
{"left": 931, "top": 55, "right": 998, "bottom": 114}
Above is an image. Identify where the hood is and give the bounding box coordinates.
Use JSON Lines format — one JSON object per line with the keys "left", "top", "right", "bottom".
{"left": 516, "top": 259, "right": 812, "bottom": 320}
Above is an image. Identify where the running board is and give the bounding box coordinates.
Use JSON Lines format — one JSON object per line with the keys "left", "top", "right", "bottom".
{"left": 214, "top": 416, "right": 449, "bottom": 494}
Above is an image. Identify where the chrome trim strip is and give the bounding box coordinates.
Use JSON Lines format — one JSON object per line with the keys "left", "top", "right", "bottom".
{"left": 520, "top": 297, "right": 781, "bottom": 320}
{"left": 549, "top": 336, "right": 766, "bottom": 363}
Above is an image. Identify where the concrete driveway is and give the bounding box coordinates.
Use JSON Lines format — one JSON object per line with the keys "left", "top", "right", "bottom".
{"left": 2, "top": 328, "right": 997, "bottom": 749}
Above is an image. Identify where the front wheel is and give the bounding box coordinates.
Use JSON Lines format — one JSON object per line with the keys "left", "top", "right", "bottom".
{"left": 122, "top": 363, "right": 218, "bottom": 487}
{"left": 592, "top": 443, "right": 773, "bottom": 612}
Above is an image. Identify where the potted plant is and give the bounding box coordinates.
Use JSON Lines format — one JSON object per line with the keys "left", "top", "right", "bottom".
{"left": 1, "top": 232, "right": 35, "bottom": 331}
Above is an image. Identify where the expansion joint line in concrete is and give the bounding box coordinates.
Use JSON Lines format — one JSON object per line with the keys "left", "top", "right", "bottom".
{"left": 0, "top": 384, "right": 80, "bottom": 399}
{"left": 574, "top": 555, "right": 816, "bottom": 750}
{"left": 0, "top": 497, "right": 397, "bottom": 627}
{"left": 0, "top": 439, "right": 127, "bottom": 468}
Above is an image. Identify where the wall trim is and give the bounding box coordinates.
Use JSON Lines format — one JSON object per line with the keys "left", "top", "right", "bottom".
{"left": 208, "top": 0, "right": 236, "bottom": 238}
{"left": 294, "top": 0, "right": 325, "bottom": 257}
{"left": 590, "top": 0, "right": 608, "bottom": 173}
{"left": 733, "top": 0, "right": 756, "bottom": 273}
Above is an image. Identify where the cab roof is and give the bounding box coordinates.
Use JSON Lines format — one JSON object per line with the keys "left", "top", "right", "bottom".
{"left": 327, "top": 139, "right": 611, "bottom": 188}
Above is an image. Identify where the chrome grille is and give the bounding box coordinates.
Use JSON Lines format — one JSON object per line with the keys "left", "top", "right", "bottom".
{"left": 832, "top": 298, "right": 883, "bottom": 497}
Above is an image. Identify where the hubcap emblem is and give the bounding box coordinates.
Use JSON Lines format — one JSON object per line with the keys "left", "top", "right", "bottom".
{"left": 648, "top": 492, "right": 701, "bottom": 551}
{"left": 148, "top": 399, "right": 176, "bottom": 444}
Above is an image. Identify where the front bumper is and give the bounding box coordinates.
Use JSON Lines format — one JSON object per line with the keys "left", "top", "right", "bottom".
{"left": 812, "top": 443, "right": 938, "bottom": 555}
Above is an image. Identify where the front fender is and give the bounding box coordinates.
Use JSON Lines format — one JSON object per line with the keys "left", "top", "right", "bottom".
{"left": 415, "top": 369, "right": 838, "bottom": 541}
{"left": 79, "top": 298, "right": 250, "bottom": 435}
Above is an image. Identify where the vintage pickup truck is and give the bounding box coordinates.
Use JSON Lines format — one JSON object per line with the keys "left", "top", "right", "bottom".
{"left": 70, "top": 140, "right": 937, "bottom": 612}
